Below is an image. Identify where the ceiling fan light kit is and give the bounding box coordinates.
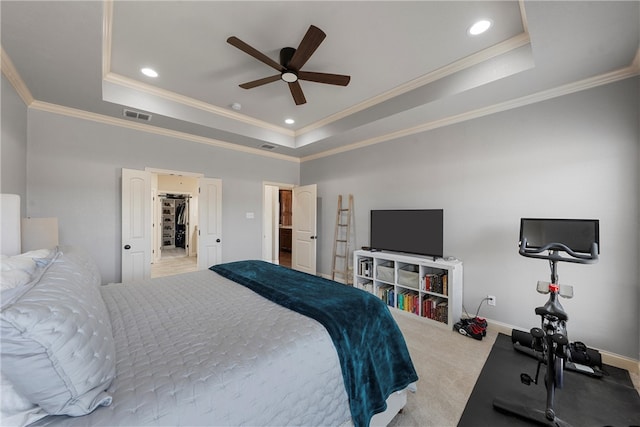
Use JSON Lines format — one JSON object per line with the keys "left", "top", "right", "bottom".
{"left": 281, "top": 71, "right": 298, "bottom": 83}
{"left": 227, "top": 25, "right": 351, "bottom": 106}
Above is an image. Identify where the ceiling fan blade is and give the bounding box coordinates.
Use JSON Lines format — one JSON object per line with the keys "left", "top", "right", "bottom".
{"left": 239, "top": 74, "right": 281, "bottom": 89}
{"left": 287, "top": 25, "right": 326, "bottom": 71}
{"left": 298, "top": 71, "right": 350, "bottom": 86}
{"left": 227, "top": 36, "right": 285, "bottom": 72}
{"left": 288, "top": 81, "right": 306, "bottom": 105}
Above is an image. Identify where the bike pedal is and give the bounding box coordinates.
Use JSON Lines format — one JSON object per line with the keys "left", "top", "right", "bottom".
{"left": 520, "top": 373, "right": 532, "bottom": 385}
{"left": 552, "top": 333, "right": 569, "bottom": 346}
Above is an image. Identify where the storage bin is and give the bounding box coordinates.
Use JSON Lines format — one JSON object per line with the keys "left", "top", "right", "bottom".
{"left": 376, "top": 264, "right": 394, "bottom": 282}
{"left": 398, "top": 265, "right": 419, "bottom": 289}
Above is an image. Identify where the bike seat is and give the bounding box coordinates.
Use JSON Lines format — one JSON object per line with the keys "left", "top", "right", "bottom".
{"left": 535, "top": 300, "right": 568, "bottom": 321}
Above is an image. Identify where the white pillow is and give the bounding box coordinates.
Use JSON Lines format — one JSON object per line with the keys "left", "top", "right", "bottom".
{"left": 0, "top": 269, "right": 32, "bottom": 291}
{"left": 0, "top": 255, "right": 36, "bottom": 274}
{"left": 0, "top": 249, "right": 55, "bottom": 291}
{"left": 0, "top": 249, "right": 115, "bottom": 417}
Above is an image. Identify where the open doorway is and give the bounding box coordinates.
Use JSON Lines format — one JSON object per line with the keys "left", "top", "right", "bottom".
{"left": 263, "top": 182, "right": 294, "bottom": 268}
{"left": 262, "top": 183, "right": 317, "bottom": 274}
{"left": 122, "top": 167, "right": 222, "bottom": 282}
{"left": 151, "top": 173, "right": 199, "bottom": 278}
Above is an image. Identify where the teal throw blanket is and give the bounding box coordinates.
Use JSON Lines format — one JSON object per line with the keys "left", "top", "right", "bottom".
{"left": 210, "top": 260, "right": 418, "bottom": 427}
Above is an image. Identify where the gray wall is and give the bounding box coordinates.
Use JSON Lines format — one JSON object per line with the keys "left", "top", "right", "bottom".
{"left": 1, "top": 76, "right": 28, "bottom": 214}
{"left": 301, "top": 77, "right": 639, "bottom": 359}
{"left": 25, "top": 109, "right": 299, "bottom": 284}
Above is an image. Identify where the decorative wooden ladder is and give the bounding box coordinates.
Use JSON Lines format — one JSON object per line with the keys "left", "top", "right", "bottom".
{"left": 332, "top": 194, "right": 353, "bottom": 284}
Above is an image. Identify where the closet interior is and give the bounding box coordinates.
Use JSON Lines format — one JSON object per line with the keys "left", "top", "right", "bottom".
{"left": 160, "top": 194, "right": 189, "bottom": 253}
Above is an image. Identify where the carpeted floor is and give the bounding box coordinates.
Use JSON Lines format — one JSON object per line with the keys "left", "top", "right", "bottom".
{"left": 387, "top": 313, "right": 498, "bottom": 426}
{"left": 458, "top": 333, "right": 640, "bottom": 427}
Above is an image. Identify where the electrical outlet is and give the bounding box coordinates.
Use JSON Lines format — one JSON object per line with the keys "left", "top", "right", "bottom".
{"left": 487, "top": 295, "right": 496, "bottom": 306}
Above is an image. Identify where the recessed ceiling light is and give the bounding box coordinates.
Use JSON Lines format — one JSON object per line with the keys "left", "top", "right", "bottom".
{"left": 231, "top": 102, "right": 242, "bottom": 111}
{"left": 141, "top": 67, "right": 158, "bottom": 78}
{"left": 468, "top": 20, "right": 492, "bottom": 36}
{"left": 284, "top": 118, "right": 295, "bottom": 125}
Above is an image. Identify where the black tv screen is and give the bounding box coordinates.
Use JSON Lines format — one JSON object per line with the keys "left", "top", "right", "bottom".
{"left": 519, "top": 218, "right": 600, "bottom": 254}
{"left": 370, "top": 209, "right": 443, "bottom": 257}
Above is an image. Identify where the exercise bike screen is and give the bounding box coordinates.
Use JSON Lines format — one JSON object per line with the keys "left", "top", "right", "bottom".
{"left": 519, "top": 218, "right": 599, "bottom": 254}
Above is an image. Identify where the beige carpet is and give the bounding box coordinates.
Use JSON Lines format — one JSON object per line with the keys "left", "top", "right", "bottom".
{"left": 387, "top": 312, "right": 640, "bottom": 427}
{"left": 387, "top": 312, "right": 497, "bottom": 426}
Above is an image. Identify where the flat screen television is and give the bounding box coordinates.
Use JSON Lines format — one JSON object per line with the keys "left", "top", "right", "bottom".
{"left": 519, "top": 218, "right": 600, "bottom": 254}
{"left": 370, "top": 209, "right": 443, "bottom": 258}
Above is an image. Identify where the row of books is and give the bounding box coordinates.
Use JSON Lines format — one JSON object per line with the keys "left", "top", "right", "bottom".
{"left": 397, "top": 291, "right": 419, "bottom": 314}
{"left": 376, "top": 286, "right": 448, "bottom": 323}
{"left": 423, "top": 273, "right": 448, "bottom": 296}
{"left": 377, "top": 285, "right": 395, "bottom": 306}
{"left": 422, "top": 297, "right": 448, "bottom": 323}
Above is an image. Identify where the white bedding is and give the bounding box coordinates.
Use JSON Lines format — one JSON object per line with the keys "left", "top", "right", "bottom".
{"left": 33, "top": 269, "right": 352, "bottom": 426}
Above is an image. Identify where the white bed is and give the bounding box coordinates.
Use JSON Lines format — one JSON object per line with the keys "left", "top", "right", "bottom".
{"left": 0, "top": 194, "right": 415, "bottom": 427}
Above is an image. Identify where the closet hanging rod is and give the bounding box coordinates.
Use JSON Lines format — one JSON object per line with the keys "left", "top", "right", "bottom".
{"left": 159, "top": 194, "right": 191, "bottom": 199}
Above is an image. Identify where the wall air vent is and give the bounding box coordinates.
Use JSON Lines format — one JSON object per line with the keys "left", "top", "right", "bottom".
{"left": 123, "top": 109, "right": 152, "bottom": 121}
{"left": 260, "top": 144, "right": 276, "bottom": 150}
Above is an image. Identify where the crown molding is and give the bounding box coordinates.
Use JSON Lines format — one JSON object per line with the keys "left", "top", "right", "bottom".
{"left": 104, "top": 72, "right": 294, "bottom": 137}
{"left": 301, "top": 64, "right": 640, "bottom": 163}
{"left": 29, "top": 100, "right": 300, "bottom": 163}
{"left": 295, "top": 32, "right": 532, "bottom": 137}
{"left": 1, "top": 46, "right": 34, "bottom": 106}
{"left": 296, "top": 0, "right": 532, "bottom": 137}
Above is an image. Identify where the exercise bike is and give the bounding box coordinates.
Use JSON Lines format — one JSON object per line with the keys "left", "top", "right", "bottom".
{"left": 493, "top": 219, "right": 599, "bottom": 426}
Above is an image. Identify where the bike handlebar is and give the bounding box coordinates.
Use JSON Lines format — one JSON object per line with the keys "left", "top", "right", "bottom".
{"left": 519, "top": 238, "right": 599, "bottom": 264}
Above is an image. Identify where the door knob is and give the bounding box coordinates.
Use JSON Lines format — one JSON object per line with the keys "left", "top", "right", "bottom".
{"left": 124, "top": 244, "right": 131, "bottom": 250}
{"left": 216, "top": 239, "right": 221, "bottom": 243}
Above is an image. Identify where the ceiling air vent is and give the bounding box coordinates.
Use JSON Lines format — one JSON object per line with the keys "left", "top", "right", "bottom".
{"left": 260, "top": 144, "right": 276, "bottom": 150}
{"left": 123, "top": 109, "right": 152, "bottom": 121}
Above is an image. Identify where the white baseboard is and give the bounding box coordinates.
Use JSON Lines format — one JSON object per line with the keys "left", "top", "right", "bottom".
{"left": 485, "top": 318, "right": 639, "bottom": 374}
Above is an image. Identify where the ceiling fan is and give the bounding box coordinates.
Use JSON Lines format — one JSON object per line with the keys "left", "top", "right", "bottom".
{"left": 227, "top": 25, "right": 351, "bottom": 106}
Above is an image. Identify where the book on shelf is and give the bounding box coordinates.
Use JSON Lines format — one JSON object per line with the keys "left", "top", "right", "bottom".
{"left": 421, "top": 296, "right": 448, "bottom": 323}
{"left": 422, "top": 272, "right": 448, "bottom": 296}
{"left": 358, "top": 258, "right": 373, "bottom": 277}
{"left": 397, "top": 290, "right": 419, "bottom": 314}
{"left": 377, "top": 285, "right": 394, "bottom": 306}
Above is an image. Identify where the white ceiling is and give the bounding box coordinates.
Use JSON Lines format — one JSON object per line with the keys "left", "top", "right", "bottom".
{"left": 2, "top": 1, "right": 639, "bottom": 160}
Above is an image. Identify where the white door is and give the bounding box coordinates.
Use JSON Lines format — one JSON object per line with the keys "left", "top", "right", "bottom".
{"left": 262, "top": 185, "right": 279, "bottom": 263}
{"left": 121, "top": 168, "right": 152, "bottom": 282}
{"left": 292, "top": 184, "right": 317, "bottom": 274}
{"left": 197, "top": 177, "right": 222, "bottom": 269}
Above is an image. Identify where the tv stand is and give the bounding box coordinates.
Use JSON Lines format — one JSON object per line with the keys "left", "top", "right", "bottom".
{"left": 354, "top": 250, "right": 463, "bottom": 328}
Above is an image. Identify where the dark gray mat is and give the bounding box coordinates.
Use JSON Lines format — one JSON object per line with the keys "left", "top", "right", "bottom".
{"left": 458, "top": 333, "right": 640, "bottom": 427}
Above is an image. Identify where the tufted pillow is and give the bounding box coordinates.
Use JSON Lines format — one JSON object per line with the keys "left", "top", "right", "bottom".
{"left": 0, "top": 249, "right": 56, "bottom": 292}
{"left": 0, "top": 249, "right": 115, "bottom": 417}
{"left": 0, "top": 254, "right": 36, "bottom": 274}
{"left": 0, "top": 268, "right": 33, "bottom": 291}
